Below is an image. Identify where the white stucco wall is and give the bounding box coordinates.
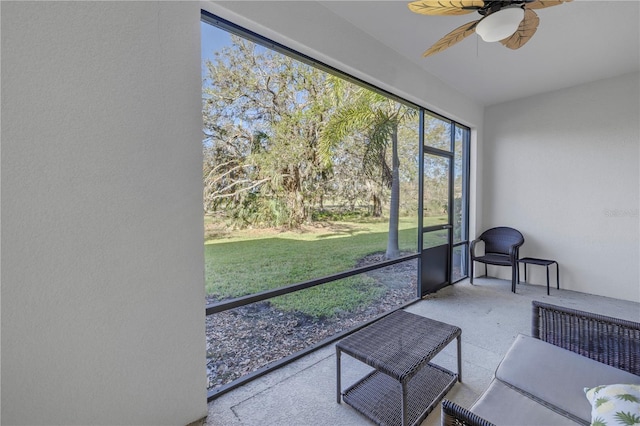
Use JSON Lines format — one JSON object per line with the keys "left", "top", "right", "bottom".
{"left": 1, "top": 2, "right": 207, "bottom": 425}
{"left": 483, "top": 72, "right": 640, "bottom": 302}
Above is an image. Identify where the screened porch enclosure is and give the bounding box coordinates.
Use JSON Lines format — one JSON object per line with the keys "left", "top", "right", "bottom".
{"left": 202, "top": 11, "right": 471, "bottom": 401}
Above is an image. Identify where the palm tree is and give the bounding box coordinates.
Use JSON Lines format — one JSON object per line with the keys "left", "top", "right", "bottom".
{"left": 320, "top": 82, "right": 415, "bottom": 259}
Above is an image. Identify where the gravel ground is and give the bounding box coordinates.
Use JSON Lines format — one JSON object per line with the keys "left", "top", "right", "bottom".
{"left": 206, "top": 253, "right": 417, "bottom": 390}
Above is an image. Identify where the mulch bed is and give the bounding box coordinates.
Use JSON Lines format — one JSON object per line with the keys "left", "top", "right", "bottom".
{"left": 206, "top": 253, "right": 417, "bottom": 390}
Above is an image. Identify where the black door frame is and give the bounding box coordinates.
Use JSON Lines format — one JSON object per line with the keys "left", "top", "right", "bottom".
{"left": 417, "top": 111, "right": 458, "bottom": 297}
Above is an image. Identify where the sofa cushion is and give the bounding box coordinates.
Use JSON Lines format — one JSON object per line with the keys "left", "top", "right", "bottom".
{"left": 470, "top": 378, "right": 581, "bottom": 425}
{"left": 495, "top": 334, "right": 640, "bottom": 423}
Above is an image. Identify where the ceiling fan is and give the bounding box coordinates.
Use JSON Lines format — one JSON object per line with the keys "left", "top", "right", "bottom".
{"left": 408, "top": 0, "right": 572, "bottom": 57}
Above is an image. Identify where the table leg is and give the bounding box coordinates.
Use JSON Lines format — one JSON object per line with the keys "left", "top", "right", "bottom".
{"left": 524, "top": 263, "right": 527, "bottom": 282}
{"left": 457, "top": 334, "right": 462, "bottom": 382}
{"left": 336, "top": 347, "right": 341, "bottom": 404}
{"left": 401, "top": 382, "right": 408, "bottom": 426}
{"left": 546, "top": 265, "right": 550, "bottom": 295}
{"left": 556, "top": 262, "right": 560, "bottom": 289}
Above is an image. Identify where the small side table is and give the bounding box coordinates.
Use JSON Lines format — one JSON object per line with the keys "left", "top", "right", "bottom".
{"left": 518, "top": 257, "right": 559, "bottom": 295}
{"left": 336, "top": 310, "right": 461, "bottom": 426}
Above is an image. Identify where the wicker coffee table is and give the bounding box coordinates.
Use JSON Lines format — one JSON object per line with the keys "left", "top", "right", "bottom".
{"left": 336, "top": 310, "right": 461, "bottom": 426}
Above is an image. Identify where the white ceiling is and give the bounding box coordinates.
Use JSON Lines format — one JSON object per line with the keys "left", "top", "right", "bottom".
{"left": 318, "top": 0, "right": 640, "bottom": 106}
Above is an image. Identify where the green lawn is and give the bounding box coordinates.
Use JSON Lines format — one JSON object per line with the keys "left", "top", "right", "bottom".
{"left": 205, "top": 215, "right": 447, "bottom": 318}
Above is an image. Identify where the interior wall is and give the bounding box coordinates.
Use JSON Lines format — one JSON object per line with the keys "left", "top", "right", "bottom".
{"left": 482, "top": 72, "right": 640, "bottom": 302}
{"left": 1, "top": 2, "right": 207, "bottom": 425}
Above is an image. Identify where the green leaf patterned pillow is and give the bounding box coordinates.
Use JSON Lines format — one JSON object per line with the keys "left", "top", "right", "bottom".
{"left": 584, "top": 384, "right": 640, "bottom": 426}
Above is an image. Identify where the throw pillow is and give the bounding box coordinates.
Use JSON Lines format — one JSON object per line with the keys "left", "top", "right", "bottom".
{"left": 584, "top": 384, "right": 640, "bottom": 426}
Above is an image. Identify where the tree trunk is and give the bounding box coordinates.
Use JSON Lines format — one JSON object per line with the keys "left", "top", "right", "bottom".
{"left": 372, "top": 193, "right": 382, "bottom": 217}
{"left": 285, "top": 165, "right": 308, "bottom": 227}
{"left": 385, "top": 124, "right": 400, "bottom": 260}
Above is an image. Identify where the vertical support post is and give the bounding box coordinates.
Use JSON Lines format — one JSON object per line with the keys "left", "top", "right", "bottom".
{"left": 336, "top": 347, "right": 341, "bottom": 404}
{"left": 417, "top": 110, "right": 424, "bottom": 299}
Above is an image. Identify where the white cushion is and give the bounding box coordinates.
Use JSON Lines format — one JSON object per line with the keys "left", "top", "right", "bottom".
{"left": 495, "top": 334, "right": 640, "bottom": 423}
{"left": 471, "top": 379, "right": 580, "bottom": 425}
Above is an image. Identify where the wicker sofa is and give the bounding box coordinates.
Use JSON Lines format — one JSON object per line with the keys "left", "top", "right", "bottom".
{"left": 442, "top": 301, "right": 640, "bottom": 426}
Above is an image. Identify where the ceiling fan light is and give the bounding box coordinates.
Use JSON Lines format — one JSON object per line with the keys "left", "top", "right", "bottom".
{"left": 475, "top": 7, "right": 524, "bottom": 42}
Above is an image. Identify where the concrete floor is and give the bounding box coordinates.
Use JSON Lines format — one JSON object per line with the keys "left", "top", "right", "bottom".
{"left": 204, "top": 278, "right": 640, "bottom": 426}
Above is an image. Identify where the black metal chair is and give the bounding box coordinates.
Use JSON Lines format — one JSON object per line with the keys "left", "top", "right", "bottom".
{"left": 470, "top": 227, "right": 524, "bottom": 293}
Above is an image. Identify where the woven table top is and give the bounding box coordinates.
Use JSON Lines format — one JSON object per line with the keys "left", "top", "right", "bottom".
{"left": 337, "top": 310, "right": 460, "bottom": 383}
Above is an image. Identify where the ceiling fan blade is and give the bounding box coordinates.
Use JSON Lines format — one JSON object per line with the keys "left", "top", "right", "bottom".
{"left": 525, "top": 0, "right": 572, "bottom": 10}
{"left": 423, "top": 20, "right": 480, "bottom": 57}
{"left": 500, "top": 9, "right": 539, "bottom": 50}
{"left": 408, "top": 0, "right": 484, "bottom": 16}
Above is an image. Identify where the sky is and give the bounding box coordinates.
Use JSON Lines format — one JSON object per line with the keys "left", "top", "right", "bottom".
{"left": 201, "top": 20, "right": 231, "bottom": 71}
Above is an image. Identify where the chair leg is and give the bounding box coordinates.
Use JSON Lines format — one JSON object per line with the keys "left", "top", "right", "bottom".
{"left": 470, "top": 260, "right": 474, "bottom": 284}
{"left": 511, "top": 265, "right": 517, "bottom": 293}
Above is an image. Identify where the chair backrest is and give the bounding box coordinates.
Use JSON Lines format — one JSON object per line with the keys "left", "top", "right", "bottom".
{"left": 479, "top": 227, "right": 524, "bottom": 255}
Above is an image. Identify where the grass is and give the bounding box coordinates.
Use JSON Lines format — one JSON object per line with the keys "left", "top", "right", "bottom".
{"left": 204, "top": 215, "right": 447, "bottom": 318}
{"left": 271, "top": 275, "right": 386, "bottom": 318}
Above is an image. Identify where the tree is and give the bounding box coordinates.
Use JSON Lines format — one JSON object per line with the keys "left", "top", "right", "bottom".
{"left": 320, "top": 82, "right": 416, "bottom": 259}
{"left": 202, "top": 36, "right": 333, "bottom": 227}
